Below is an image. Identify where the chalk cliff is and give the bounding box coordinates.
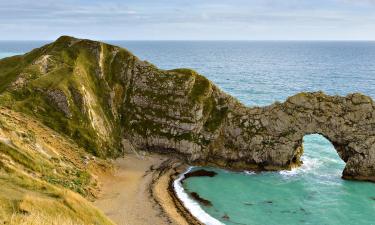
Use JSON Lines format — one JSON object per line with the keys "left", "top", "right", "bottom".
{"left": 1, "top": 36, "right": 374, "bottom": 183}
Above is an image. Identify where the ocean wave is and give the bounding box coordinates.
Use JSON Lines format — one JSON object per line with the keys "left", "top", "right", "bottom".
{"left": 279, "top": 156, "right": 322, "bottom": 177}
{"left": 244, "top": 171, "right": 256, "bottom": 175}
{"left": 173, "top": 167, "right": 224, "bottom": 225}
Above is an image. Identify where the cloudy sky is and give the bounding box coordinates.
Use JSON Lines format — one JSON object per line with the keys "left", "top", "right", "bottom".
{"left": 1, "top": 0, "right": 375, "bottom": 40}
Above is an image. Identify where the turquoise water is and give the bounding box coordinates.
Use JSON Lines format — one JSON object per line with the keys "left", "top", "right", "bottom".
{"left": 182, "top": 135, "right": 375, "bottom": 225}
{"left": 1, "top": 40, "right": 375, "bottom": 225}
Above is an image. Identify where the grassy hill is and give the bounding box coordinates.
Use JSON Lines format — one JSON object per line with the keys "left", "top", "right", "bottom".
{"left": 0, "top": 35, "right": 218, "bottom": 224}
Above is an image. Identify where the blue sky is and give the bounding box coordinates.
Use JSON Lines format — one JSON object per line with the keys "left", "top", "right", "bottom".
{"left": 1, "top": 0, "right": 375, "bottom": 40}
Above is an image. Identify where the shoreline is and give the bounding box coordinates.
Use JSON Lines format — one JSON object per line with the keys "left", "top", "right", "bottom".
{"left": 150, "top": 158, "right": 204, "bottom": 225}
{"left": 94, "top": 152, "right": 203, "bottom": 225}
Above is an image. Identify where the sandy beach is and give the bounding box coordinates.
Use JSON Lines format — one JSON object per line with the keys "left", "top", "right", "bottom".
{"left": 94, "top": 152, "right": 201, "bottom": 225}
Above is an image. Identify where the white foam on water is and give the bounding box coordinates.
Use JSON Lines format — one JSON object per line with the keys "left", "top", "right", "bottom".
{"left": 173, "top": 167, "right": 224, "bottom": 225}
{"left": 279, "top": 156, "right": 321, "bottom": 177}
{"left": 244, "top": 171, "right": 256, "bottom": 175}
{"left": 279, "top": 168, "right": 299, "bottom": 176}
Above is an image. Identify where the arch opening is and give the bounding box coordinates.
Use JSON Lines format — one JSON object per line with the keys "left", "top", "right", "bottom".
{"left": 299, "top": 134, "right": 345, "bottom": 178}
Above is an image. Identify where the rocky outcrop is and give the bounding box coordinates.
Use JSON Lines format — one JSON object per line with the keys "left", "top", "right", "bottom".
{"left": 45, "top": 89, "right": 72, "bottom": 118}
{"left": 123, "top": 60, "right": 375, "bottom": 182}
{"left": 0, "top": 36, "right": 374, "bottom": 182}
{"left": 115, "top": 41, "right": 375, "bottom": 182}
{"left": 213, "top": 92, "right": 375, "bottom": 182}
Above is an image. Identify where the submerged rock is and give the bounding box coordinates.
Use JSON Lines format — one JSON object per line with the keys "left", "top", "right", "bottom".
{"left": 189, "top": 192, "right": 212, "bottom": 206}
{"left": 222, "top": 214, "right": 230, "bottom": 220}
{"left": 243, "top": 202, "right": 254, "bottom": 206}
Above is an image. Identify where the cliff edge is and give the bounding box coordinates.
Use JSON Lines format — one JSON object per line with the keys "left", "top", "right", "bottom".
{"left": 1, "top": 36, "right": 374, "bottom": 183}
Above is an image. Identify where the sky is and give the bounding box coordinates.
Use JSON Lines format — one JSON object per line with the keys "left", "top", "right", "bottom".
{"left": 1, "top": 0, "right": 375, "bottom": 40}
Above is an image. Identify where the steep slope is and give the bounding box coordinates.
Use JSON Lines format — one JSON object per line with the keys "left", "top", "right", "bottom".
{"left": 0, "top": 36, "right": 237, "bottom": 160}
{"left": 0, "top": 36, "right": 130, "bottom": 157}
{"left": 0, "top": 35, "right": 374, "bottom": 187}
{"left": 0, "top": 107, "right": 113, "bottom": 224}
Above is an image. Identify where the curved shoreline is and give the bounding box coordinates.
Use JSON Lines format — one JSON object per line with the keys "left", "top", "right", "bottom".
{"left": 150, "top": 158, "right": 204, "bottom": 225}
{"left": 94, "top": 152, "right": 224, "bottom": 225}
{"left": 94, "top": 153, "right": 205, "bottom": 225}
{"left": 171, "top": 167, "right": 224, "bottom": 225}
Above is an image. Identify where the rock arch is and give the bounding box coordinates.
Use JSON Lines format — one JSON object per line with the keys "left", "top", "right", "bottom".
{"left": 301, "top": 133, "right": 344, "bottom": 170}
{"left": 211, "top": 92, "right": 375, "bottom": 182}
{"left": 1, "top": 37, "right": 373, "bottom": 182}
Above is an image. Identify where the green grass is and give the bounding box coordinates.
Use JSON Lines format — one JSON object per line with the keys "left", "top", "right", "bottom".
{"left": 0, "top": 108, "right": 114, "bottom": 224}
{"left": 204, "top": 98, "right": 229, "bottom": 132}
{"left": 0, "top": 171, "right": 113, "bottom": 225}
{"left": 0, "top": 35, "right": 244, "bottom": 224}
{"left": 0, "top": 56, "right": 24, "bottom": 93}
{"left": 189, "top": 74, "right": 211, "bottom": 103}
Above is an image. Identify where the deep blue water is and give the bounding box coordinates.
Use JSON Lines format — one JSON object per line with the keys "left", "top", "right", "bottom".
{"left": 1, "top": 40, "right": 375, "bottom": 225}
{"left": 109, "top": 41, "right": 375, "bottom": 106}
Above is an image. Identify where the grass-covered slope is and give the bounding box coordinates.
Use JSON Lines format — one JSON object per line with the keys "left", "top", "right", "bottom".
{"left": 0, "top": 35, "right": 237, "bottom": 222}
{"left": 0, "top": 107, "right": 113, "bottom": 224}
{"left": 0, "top": 36, "right": 236, "bottom": 160}
{"left": 0, "top": 35, "right": 229, "bottom": 224}
{"left": 0, "top": 36, "right": 134, "bottom": 157}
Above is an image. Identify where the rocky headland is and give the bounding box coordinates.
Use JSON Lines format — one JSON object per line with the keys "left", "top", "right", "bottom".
{"left": 0, "top": 36, "right": 374, "bottom": 223}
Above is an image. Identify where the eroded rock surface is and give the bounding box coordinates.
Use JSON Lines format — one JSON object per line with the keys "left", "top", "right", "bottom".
{"left": 124, "top": 64, "right": 375, "bottom": 181}
{"left": 45, "top": 89, "right": 72, "bottom": 118}
{"left": 1, "top": 36, "right": 374, "bottom": 182}
{"left": 214, "top": 92, "right": 375, "bottom": 182}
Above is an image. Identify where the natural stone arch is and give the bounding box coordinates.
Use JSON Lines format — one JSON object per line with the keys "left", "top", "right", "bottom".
{"left": 209, "top": 92, "right": 375, "bottom": 182}
{"left": 300, "top": 133, "right": 345, "bottom": 172}
{"left": 2, "top": 36, "right": 373, "bottom": 183}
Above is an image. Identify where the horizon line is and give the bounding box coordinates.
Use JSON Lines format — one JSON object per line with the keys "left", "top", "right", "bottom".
{"left": 0, "top": 39, "right": 375, "bottom": 42}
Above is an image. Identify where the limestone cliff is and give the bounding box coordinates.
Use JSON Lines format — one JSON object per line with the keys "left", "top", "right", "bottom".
{"left": 1, "top": 36, "right": 374, "bottom": 183}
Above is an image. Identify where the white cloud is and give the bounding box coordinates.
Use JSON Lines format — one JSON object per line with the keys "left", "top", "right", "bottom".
{"left": 0, "top": 0, "right": 374, "bottom": 40}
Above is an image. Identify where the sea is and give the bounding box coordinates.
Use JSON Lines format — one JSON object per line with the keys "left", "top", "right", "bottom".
{"left": 1, "top": 40, "right": 375, "bottom": 225}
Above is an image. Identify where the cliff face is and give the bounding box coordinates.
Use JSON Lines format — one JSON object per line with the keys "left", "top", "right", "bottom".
{"left": 214, "top": 92, "right": 375, "bottom": 182}
{"left": 1, "top": 36, "right": 374, "bottom": 182}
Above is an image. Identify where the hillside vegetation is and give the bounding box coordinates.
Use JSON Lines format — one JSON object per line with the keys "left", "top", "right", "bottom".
{"left": 1, "top": 35, "right": 373, "bottom": 223}
{"left": 0, "top": 35, "right": 219, "bottom": 224}
{"left": 0, "top": 108, "right": 113, "bottom": 224}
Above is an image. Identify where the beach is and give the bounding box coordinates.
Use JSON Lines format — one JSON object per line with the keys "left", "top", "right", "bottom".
{"left": 94, "top": 152, "right": 201, "bottom": 225}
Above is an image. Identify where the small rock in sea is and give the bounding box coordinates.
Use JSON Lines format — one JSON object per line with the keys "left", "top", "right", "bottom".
{"left": 183, "top": 169, "right": 217, "bottom": 180}
{"left": 370, "top": 197, "right": 375, "bottom": 200}
{"left": 280, "top": 210, "right": 291, "bottom": 214}
{"left": 222, "top": 213, "right": 230, "bottom": 220}
{"left": 263, "top": 200, "right": 273, "bottom": 204}
{"left": 189, "top": 192, "right": 212, "bottom": 206}
{"left": 299, "top": 207, "right": 310, "bottom": 214}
